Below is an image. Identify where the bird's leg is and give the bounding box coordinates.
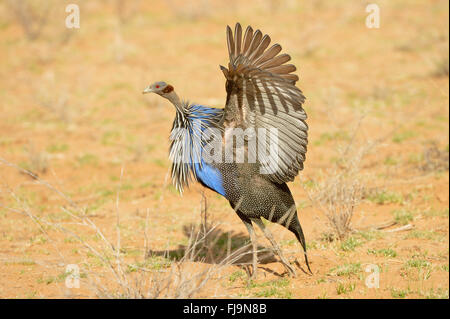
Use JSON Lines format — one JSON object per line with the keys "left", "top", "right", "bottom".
{"left": 243, "top": 221, "right": 258, "bottom": 280}
{"left": 252, "top": 219, "right": 296, "bottom": 277}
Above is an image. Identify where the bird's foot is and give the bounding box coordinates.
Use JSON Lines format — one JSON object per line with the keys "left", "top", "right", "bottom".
{"left": 283, "top": 261, "right": 297, "bottom": 278}
{"left": 280, "top": 257, "right": 297, "bottom": 278}
{"left": 275, "top": 252, "right": 296, "bottom": 277}
{"left": 251, "top": 261, "right": 258, "bottom": 280}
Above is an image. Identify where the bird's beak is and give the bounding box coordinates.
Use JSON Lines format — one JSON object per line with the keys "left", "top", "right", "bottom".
{"left": 142, "top": 86, "right": 153, "bottom": 94}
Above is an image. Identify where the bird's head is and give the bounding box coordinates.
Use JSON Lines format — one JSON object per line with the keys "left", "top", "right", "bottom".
{"left": 142, "top": 81, "right": 174, "bottom": 96}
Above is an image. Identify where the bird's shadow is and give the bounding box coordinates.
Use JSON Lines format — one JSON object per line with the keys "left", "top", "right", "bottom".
{"left": 147, "top": 222, "right": 278, "bottom": 266}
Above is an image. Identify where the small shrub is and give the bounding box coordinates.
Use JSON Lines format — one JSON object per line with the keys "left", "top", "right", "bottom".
{"left": 340, "top": 236, "right": 362, "bottom": 252}
{"left": 336, "top": 282, "right": 355, "bottom": 295}
{"left": 393, "top": 209, "right": 414, "bottom": 225}
{"left": 367, "top": 190, "right": 403, "bottom": 205}
{"left": 367, "top": 248, "right": 397, "bottom": 258}
{"left": 329, "top": 263, "right": 362, "bottom": 277}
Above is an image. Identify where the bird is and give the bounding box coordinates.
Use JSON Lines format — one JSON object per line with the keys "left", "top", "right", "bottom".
{"left": 143, "top": 23, "right": 310, "bottom": 277}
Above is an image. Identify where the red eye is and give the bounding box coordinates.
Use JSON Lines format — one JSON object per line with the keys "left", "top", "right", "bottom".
{"left": 156, "top": 85, "right": 160, "bottom": 88}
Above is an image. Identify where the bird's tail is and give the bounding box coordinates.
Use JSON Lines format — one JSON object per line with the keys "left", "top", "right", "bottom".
{"left": 290, "top": 216, "right": 313, "bottom": 274}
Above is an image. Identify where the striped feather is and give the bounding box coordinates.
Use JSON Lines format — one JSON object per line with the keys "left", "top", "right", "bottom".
{"left": 169, "top": 103, "right": 223, "bottom": 193}
{"left": 221, "top": 23, "right": 308, "bottom": 184}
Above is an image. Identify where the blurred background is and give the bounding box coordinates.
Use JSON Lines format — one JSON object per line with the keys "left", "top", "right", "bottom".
{"left": 0, "top": 0, "right": 448, "bottom": 298}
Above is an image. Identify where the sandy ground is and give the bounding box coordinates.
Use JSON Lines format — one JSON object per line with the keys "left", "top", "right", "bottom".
{"left": 0, "top": 0, "right": 448, "bottom": 298}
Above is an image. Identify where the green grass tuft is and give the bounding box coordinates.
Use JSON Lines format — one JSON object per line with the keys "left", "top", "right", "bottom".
{"left": 367, "top": 248, "right": 397, "bottom": 257}
{"left": 367, "top": 191, "right": 404, "bottom": 205}
{"left": 392, "top": 209, "right": 414, "bottom": 225}
{"left": 329, "top": 263, "right": 362, "bottom": 278}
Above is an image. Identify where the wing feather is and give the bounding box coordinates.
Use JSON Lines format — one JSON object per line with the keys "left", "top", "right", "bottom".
{"left": 258, "top": 53, "right": 291, "bottom": 69}
{"left": 242, "top": 26, "right": 254, "bottom": 55}
{"left": 234, "top": 23, "right": 242, "bottom": 58}
{"left": 249, "top": 35, "right": 271, "bottom": 62}
{"left": 226, "top": 26, "right": 234, "bottom": 63}
{"left": 245, "top": 30, "right": 263, "bottom": 57}
{"left": 221, "top": 23, "right": 308, "bottom": 183}
{"left": 265, "top": 64, "right": 297, "bottom": 75}
{"left": 254, "top": 44, "right": 282, "bottom": 67}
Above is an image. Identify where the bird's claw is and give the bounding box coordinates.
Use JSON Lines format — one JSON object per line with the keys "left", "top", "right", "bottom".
{"left": 284, "top": 262, "right": 297, "bottom": 278}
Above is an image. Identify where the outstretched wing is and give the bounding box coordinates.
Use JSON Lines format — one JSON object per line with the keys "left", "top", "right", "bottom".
{"left": 220, "top": 23, "right": 308, "bottom": 183}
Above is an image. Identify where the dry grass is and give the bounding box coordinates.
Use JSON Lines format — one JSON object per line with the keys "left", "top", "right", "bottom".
{"left": 6, "top": 0, "right": 50, "bottom": 41}
{"left": 0, "top": 157, "right": 253, "bottom": 298}
{"left": 0, "top": 0, "right": 448, "bottom": 299}
{"left": 433, "top": 53, "right": 449, "bottom": 78}
{"left": 20, "top": 143, "right": 49, "bottom": 176}
{"left": 303, "top": 118, "right": 376, "bottom": 240}
{"left": 314, "top": 173, "right": 364, "bottom": 240}
{"left": 422, "top": 143, "right": 449, "bottom": 172}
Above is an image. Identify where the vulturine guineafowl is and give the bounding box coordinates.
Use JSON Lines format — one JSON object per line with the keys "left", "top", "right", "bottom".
{"left": 143, "top": 23, "right": 310, "bottom": 277}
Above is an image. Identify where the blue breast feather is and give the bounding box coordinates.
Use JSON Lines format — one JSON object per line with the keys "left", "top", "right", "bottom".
{"left": 193, "top": 162, "right": 226, "bottom": 196}
{"left": 188, "top": 105, "right": 226, "bottom": 197}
